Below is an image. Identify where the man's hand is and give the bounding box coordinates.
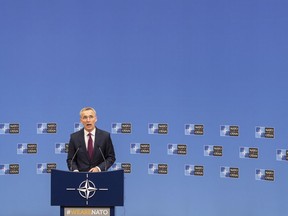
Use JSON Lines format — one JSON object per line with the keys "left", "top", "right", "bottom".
{"left": 89, "top": 167, "right": 101, "bottom": 172}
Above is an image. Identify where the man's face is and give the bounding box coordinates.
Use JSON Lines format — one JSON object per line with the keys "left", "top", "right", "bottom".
{"left": 80, "top": 110, "right": 97, "bottom": 132}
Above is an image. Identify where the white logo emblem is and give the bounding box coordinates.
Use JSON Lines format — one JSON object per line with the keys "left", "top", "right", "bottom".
{"left": 78, "top": 179, "right": 97, "bottom": 199}
{"left": 66, "top": 174, "right": 108, "bottom": 205}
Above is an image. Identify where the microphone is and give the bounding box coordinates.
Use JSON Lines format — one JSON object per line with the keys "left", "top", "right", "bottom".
{"left": 70, "top": 147, "right": 80, "bottom": 171}
{"left": 96, "top": 145, "right": 107, "bottom": 171}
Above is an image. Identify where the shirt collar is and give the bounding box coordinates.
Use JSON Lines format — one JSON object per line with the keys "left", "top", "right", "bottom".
{"left": 84, "top": 128, "right": 96, "bottom": 136}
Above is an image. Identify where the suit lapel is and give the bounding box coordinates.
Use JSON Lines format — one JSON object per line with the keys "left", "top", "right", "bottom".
{"left": 94, "top": 128, "right": 99, "bottom": 146}
{"left": 93, "top": 128, "right": 100, "bottom": 157}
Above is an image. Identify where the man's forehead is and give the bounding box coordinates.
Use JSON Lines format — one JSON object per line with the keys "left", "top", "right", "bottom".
{"left": 81, "top": 110, "right": 95, "bottom": 116}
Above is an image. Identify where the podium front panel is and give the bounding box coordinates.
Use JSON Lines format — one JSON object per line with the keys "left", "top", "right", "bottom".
{"left": 51, "top": 169, "right": 124, "bottom": 207}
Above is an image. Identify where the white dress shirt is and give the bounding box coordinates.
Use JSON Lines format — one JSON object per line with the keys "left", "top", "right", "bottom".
{"left": 84, "top": 128, "right": 96, "bottom": 149}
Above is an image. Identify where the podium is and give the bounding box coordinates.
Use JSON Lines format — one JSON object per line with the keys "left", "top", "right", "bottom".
{"left": 51, "top": 169, "right": 124, "bottom": 216}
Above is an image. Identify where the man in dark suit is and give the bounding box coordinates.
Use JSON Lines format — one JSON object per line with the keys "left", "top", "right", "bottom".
{"left": 67, "top": 107, "right": 116, "bottom": 172}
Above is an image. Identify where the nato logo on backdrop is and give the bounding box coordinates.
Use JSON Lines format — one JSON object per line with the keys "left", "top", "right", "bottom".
{"left": 17, "top": 143, "right": 37, "bottom": 154}
{"left": 130, "top": 143, "right": 150, "bottom": 154}
{"left": 37, "top": 163, "right": 56, "bottom": 174}
{"left": 185, "top": 165, "right": 204, "bottom": 176}
{"left": 37, "top": 123, "right": 57, "bottom": 134}
{"left": 239, "top": 147, "right": 258, "bottom": 159}
{"left": 121, "top": 163, "right": 131, "bottom": 173}
{"left": 55, "top": 143, "right": 68, "bottom": 154}
{"left": 148, "top": 123, "right": 168, "bottom": 134}
{"left": 220, "top": 166, "right": 239, "bottom": 178}
{"left": 184, "top": 124, "right": 204, "bottom": 135}
{"left": 110, "top": 163, "right": 122, "bottom": 171}
{"left": 110, "top": 162, "right": 131, "bottom": 173}
{"left": 255, "top": 169, "right": 274, "bottom": 181}
{"left": 276, "top": 149, "right": 288, "bottom": 161}
{"left": 0, "top": 123, "right": 20, "bottom": 134}
{"left": 111, "top": 123, "right": 132, "bottom": 134}
{"left": 204, "top": 145, "right": 223, "bottom": 157}
{"left": 167, "top": 144, "right": 187, "bottom": 155}
{"left": 0, "top": 164, "right": 19, "bottom": 175}
{"left": 74, "top": 123, "right": 83, "bottom": 132}
{"left": 148, "top": 163, "right": 168, "bottom": 175}
{"left": 255, "top": 126, "right": 274, "bottom": 138}
{"left": 220, "top": 125, "right": 239, "bottom": 137}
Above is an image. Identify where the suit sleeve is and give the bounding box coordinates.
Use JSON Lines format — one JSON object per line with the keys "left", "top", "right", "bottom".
{"left": 66, "top": 134, "right": 78, "bottom": 171}
{"left": 98, "top": 133, "right": 116, "bottom": 171}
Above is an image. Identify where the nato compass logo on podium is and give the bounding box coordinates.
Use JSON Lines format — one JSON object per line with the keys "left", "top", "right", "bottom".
{"left": 66, "top": 173, "right": 108, "bottom": 205}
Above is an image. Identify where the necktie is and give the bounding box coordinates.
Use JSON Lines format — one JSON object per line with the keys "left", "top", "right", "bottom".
{"left": 88, "top": 133, "right": 94, "bottom": 159}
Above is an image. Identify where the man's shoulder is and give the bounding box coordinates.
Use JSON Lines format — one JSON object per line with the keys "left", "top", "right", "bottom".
{"left": 96, "top": 128, "right": 110, "bottom": 136}
{"left": 71, "top": 128, "right": 84, "bottom": 137}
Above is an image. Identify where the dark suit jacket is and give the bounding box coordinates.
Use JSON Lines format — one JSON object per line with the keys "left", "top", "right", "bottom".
{"left": 67, "top": 128, "right": 116, "bottom": 172}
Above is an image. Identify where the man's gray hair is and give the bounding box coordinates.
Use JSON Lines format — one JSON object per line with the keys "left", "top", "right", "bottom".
{"left": 79, "top": 107, "right": 96, "bottom": 116}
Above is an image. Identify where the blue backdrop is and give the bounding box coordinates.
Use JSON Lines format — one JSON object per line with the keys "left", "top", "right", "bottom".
{"left": 1, "top": 0, "right": 288, "bottom": 215}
